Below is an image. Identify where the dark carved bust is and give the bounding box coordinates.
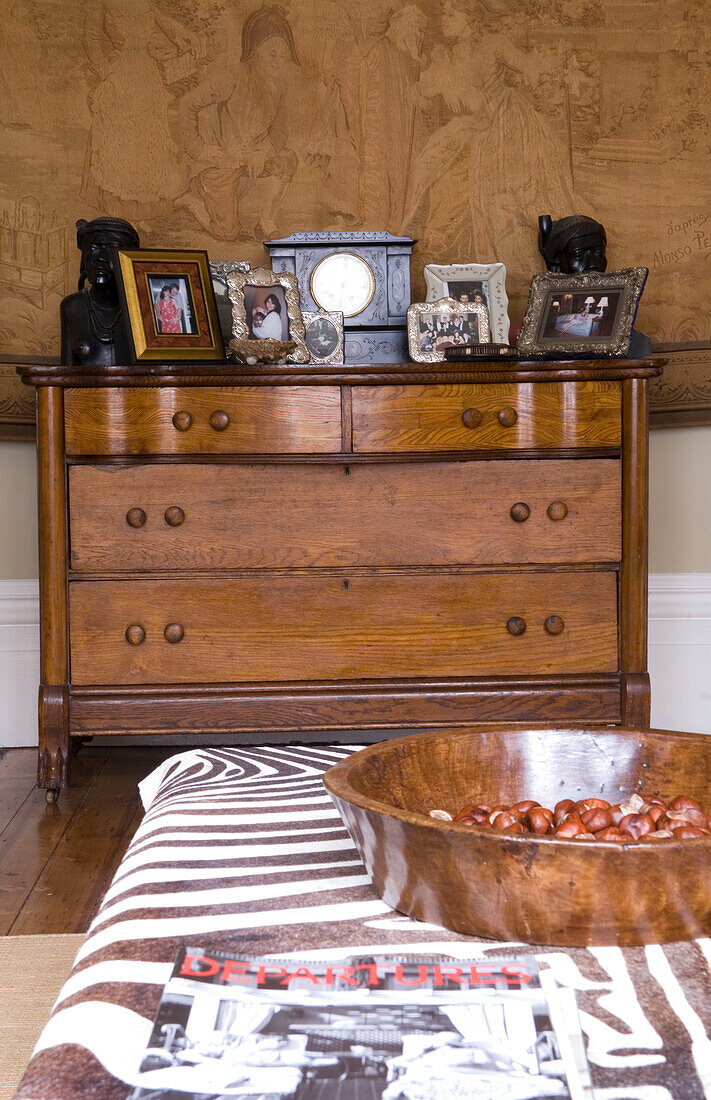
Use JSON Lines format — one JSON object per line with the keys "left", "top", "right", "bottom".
{"left": 538, "top": 213, "right": 650, "bottom": 355}
{"left": 538, "top": 213, "right": 607, "bottom": 274}
{"left": 60, "top": 217, "right": 140, "bottom": 366}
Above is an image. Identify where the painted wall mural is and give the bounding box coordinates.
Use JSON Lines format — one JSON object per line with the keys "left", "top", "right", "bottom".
{"left": 1, "top": 0, "right": 710, "bottom": 362}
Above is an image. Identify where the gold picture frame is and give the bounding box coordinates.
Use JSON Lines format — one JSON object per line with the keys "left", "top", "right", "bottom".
{"left": 227, "top": 267, "right": 309, "bottom": 364}
{"left": 115, "top": 248, "right": 225, "bottom": 362}
{"left": 407, "top": 297, "right": 491, "bottom": 363}
{"left": 517, "top": 268, "right": 648, "bottom": 357}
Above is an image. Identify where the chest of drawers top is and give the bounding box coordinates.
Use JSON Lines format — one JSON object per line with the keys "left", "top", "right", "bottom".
{"left": 20, "top": 358, "right": 662, "bottom": 459}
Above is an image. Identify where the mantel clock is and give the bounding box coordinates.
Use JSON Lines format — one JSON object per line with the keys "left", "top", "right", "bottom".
{"left": 265, "top": 230, "right": 415, "bottom": 364}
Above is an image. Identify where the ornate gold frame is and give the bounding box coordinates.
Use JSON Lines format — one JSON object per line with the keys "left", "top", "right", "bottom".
{"left": 407, "top": 297, "right": 491, "bottom": 363}
{"left": 517, "top": 268, "right": 648, "bottom": 357}
{"left": 116, "top": 249, "right": 225, "bottom": 361}
{"left": 227, "top": 267, "right": 309, "bottom": 364}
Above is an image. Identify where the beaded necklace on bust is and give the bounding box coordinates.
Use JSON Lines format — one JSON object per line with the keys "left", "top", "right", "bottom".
{"left": 86, "top": 290, "right": 123, "bottom": 344}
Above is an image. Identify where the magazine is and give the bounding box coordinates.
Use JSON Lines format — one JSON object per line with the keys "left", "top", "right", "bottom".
{"left": 128, "top": 947, "right": 594, "bottom": 1100}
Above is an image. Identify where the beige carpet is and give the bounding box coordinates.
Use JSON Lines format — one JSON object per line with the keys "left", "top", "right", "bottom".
{"left": 0, "top": 934, "right": 83, "bottom": 1100}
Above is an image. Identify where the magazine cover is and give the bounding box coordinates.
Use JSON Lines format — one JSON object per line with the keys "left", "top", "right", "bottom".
{"left": 128, "top": 948, "right": 594, "bottom": 1100}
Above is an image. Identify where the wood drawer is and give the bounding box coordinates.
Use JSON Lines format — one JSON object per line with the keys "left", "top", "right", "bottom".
{"left": 69, "top": 572, "right": 618, "bottom": 685}
{"left": 351, "top": 381, "right": 621, "bottom": 451}
{"left": 64, "top": 386, "right": 342, "bottom": 455}
{"left": 69, "top": 459, "right": 621, "bottom": 571}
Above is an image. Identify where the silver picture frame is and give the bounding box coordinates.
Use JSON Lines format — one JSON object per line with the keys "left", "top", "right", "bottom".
{"left": 407, "top": 297, "right": 491, "bottom": 363}
{"left": 424, "top": 261, "right": 509, "bottom": 343}
{"left": 226, "top": 266, "right": 309, "bottom": 364}
{"left": 302, "top": 311, "right": 344, "bottom": 364}
{"left": 517, "top": 268, "right": 649, "bottom": 357}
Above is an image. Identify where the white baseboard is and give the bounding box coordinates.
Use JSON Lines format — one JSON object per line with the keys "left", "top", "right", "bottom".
{"left": 0, "top": 579, "right": 40, "bottom": 748}
{"left": 0, "top": 576, "right": 709, "bottom": 748}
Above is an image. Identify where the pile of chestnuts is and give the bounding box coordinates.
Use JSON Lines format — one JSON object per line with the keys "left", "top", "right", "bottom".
{"left": 429, "top": 792, "right": 711, "bottom": 842}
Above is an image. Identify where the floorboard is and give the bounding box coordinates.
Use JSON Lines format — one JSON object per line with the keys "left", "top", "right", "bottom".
{"left": 0, "top": 745, "right": 188, "bottom": 935}
{"left": 10, "top": 747, "right": 172, "bottom": 934}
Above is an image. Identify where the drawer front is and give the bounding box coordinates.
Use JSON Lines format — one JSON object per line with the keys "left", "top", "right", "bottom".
{"left": 64, "top": 386, "right": 342, "bottom": 455}
{"left": 69, "top": 572, "right": 618, "bottom": 685}
{"left": 69, "top": 459, "right": 621, "bottom": 571}
{"left": 352, "top": 381, "right": 621, "bottom": 452}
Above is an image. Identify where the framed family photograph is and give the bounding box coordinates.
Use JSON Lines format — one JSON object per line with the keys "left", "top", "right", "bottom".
{"left": 517, "top": 268, "right": 649, "bottom": 357}
{"left": 424, "top": 261, "right": 510, "bottom": 343}
{"left": 302, "top": 311, "right": 344, "bottom": 364}
{"left": 210, "top": 259, "right": 250, "bottom": 348}
{"left": 407, "top": 297, "right": 491, "bottom": 363}
{"left": 227, "top": 267, "right": 309, "bottom": 364}
{"left": 115, "top": 249, "right": 224, "bottom": 361}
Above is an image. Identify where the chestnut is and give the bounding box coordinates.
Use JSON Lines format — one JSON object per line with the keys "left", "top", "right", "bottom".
{"left": 646, "top": 804, "right": 667, "bottom": 826}
{"left": 618, "top": 813, "right": 654, "bottom": 840}
{"left": 429, "top": 809, "right": 453, "bottom": 821}
{"left": 577, "top": 798, "right": 611, "bottom": 812}
{"left": 638, "top": 792, "right": 667, "bottom": 809}
{"left": 610, "top": 804, "right": 626, "bottom": 826}
{"left": 671, "top": 825, "right": 707, "bottom": 839}
{"left": 580, "top": 807, "right": 613, "bottom": 833}
{"left": 668, "top": 806, "right": 708, "bottom": 829}
{"left": 501, "top": 821, "right": 526, "bottom": 833}
{"left": 553, "top": 819, "right": 587, "bottom": 838}
{"left": 490, "top": 811, "right": 519, "bottom": 830}
{"left": 553, "top": 799, "right": 575, "bottom": 825}
{"left": 669, "top": 795, "right": 702, "bottom": 813}
{"left": 596, "top": 827, "right": 626, "bottom": 843}
{"left": 525, "top": 807, "right": 554, "bottom": 834}
{"left": 473, "top": 803, "right": 492, "bottom": 815}
{"left": 510, "top": 800, "right": 540, "bottom": 814}
{"left": 453, "top": 804, "right": 475, "bottom": 822}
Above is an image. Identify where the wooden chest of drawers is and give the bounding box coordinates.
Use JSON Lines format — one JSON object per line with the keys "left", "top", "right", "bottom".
{"left": 20, "top": 358, "right": 662, "bottom": 798}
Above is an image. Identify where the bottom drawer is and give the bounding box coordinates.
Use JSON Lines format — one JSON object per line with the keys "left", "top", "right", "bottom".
{"left": 69, "top": 573, "right": 618, "bottom": 685}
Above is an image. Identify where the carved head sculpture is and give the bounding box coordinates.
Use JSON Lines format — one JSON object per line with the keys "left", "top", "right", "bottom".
{"left": 76, "top": 216, "right": 140, "bottom": 292}
{"left": 538, "top": 214, "right": 607, "bottom": 274}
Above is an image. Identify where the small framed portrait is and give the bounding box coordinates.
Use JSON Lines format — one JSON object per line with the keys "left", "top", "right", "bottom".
{"left": 517, "top": 268, "right": 649, "bottom": 357}
{"left": 424, "top": 262, "right": 509, "bottom": 343}
{"left": 115, "top": 249, "right": 224, "bottom": 362}
{"left": 227, "top": 266, "right": 309, "bottom": 364}
{"left": 302, "top": 311, "right": 344, "bottom": 364}
{"left": 210, "top": 260, "right": 250, "bottom": 348}
{"left": 407, "top": 297, "right": 491, "bottom": 363}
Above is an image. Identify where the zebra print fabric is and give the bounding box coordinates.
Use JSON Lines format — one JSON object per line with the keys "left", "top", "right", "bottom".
{"left": 13, "top": 744, "right": 711, "bottom": 1099}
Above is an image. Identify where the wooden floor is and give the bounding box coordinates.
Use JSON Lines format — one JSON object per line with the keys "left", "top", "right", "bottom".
{"left": 0, "top": 745, "right": 183, "bottom": 935}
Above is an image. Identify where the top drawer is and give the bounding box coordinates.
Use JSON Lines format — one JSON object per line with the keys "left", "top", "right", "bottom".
{"left": 352, "top": 381, "right": 621, "bottom": 452}
{"left": 64, "top": 386, "right": 342, "bottom": 456}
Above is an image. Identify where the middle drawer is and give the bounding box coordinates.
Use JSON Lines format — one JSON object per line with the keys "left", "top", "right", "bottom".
{"left": 69, "top": 459, "right": 621, "bottom": 572}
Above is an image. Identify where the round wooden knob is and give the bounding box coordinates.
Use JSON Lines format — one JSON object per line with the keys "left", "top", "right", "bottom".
{"left": 498, "top": 406, "right": 518, "bottom": 428}
{"left": 547, "top": 501, "right": 568, "bottom": 521}
{"left": 507, "top": 616, "right": 527, "bottom": 636}
{"left": 461, "top": 407, "right": 482, "bottom": 429}
{"left": 164, "top": 506, "right": 185, "bottom": 527}
{"left": 544, "top": 615, "right": 565, "bottom": 635}
{"left": 125, "top": 624, "right": 145, "bottom": 646}
{"left": 210, "top": 409, "right": 230, "bottom": 431}
{"left": 172, "top": 410, "right": 192, "bottom": 431}
{"left": 510, "top": 502, "right": 530, "bottom": 523}
{"left": 126, "top": 507, "right": 146, "bottom": 528}
{"left": 164, "top": 623, "right": 184, "bottom": 644}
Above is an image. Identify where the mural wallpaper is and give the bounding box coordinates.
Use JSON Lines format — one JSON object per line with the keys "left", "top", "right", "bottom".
{"left": 1, "top": 0, "right": 710, "bottom": 364}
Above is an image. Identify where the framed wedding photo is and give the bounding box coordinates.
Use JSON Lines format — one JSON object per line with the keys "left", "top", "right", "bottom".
{"left": 408, "top": 297, "right": 491, "bottom": 363}
{"left": 227, "top": 266, "right": 309, "bottom": 364}
{"left": 517, "top": 268, "right": 649, "bottom": 357}
{"left": 302, "top": 311, "right": 344, "bottom": 364}
{"left": 115, "top": 249, "right": 224, "bottom": 362}
{"left": 424, "top": 261, "right": 510, "bottom": 343}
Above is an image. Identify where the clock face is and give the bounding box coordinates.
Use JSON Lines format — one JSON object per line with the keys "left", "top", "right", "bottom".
{"left": 310, "top": 252, "right": 376, "bottom": 318}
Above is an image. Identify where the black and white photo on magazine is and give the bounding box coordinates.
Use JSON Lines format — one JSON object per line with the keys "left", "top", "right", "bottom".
{"left": 127, "top": 951, "right": 593, "bottom": 1100}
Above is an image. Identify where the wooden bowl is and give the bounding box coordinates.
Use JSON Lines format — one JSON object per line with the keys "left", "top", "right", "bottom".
{"left": 324, "top": 726, "right": 711, "bottom": 947}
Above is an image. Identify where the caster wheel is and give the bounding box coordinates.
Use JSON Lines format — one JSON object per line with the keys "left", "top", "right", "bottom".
{"left": 45, "top": 787, "right": 59, "bottom": 804}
